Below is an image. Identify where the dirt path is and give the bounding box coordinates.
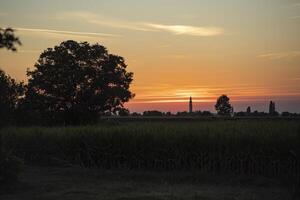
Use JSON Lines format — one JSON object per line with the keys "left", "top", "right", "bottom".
{"left": 0, "top": 166, "right": 296, "bottom": 200}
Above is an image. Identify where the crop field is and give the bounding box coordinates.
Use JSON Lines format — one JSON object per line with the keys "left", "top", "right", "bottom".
{"left": 1, "top": 119, "right": 300, "bottom": 178}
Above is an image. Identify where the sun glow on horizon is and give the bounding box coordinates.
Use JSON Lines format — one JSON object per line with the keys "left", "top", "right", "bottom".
{"left": 0, "top": 0, "right": 299, "bottom": 112}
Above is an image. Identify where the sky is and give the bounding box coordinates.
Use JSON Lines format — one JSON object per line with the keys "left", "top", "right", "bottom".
{"left": 0, "top": 0, "right": 300, "bottom": 113}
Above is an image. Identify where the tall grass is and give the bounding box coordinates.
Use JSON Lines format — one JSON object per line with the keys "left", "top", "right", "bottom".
{"left": 1, "top": 119, "right": 299, "bottom": 177}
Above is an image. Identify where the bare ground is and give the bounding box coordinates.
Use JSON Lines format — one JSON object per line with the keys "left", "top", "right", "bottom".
{"left": 0, "top": 165, "right": 298, "bottom": 200}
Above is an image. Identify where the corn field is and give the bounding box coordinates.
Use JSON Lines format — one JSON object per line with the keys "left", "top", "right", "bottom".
{"left": 1, "top": 119, "right": 300, "bottom": 178}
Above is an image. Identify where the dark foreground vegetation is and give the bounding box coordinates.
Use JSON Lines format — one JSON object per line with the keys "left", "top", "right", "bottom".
{"left": 0, "top": 166, "right": 296, "bottom": 200}
{"left": 1, "top": 119, "right": 299, "bottom": 199}
{"left": 1, "top": 119, "right": 299, "bottom": 178}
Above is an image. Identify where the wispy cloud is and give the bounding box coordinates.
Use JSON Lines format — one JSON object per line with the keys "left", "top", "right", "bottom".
{"left": 57, "top": 11, "right": 224, "bottom": 37}
{"left": 258, "top": 51, "right": 300, "bottom": 60}
{"left": 16, "top": 27, "right": 121, "bottom": 38}
{"left": 290, "top": 77, "right": 300, "bottom": 81}
{"left": 292, "top": 3, "right": 300, "bottom": 7}
{"left": 290, "top": 15, "right": 300, "bottom": 19}
{"left": 147, "top": 24, "right": 224, "bottom": 37}
{"left": 58, "top": 11, "right": 153, "bottom": 32}
{"left": 163, "top": 54, "right": 188, "bottom": 59}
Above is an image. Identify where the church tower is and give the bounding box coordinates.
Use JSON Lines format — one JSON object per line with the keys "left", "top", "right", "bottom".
{"left": 189, "top": 97, "right": 193, "bottom": 113}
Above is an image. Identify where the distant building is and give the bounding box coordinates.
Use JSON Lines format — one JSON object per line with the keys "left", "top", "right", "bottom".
{"left": 269, "top": 101, "right": 278, "bottom": 116}
{"left": 189, "top": 97, "right": 193, "bottom": 113}
{"left": 246, "top": 106, "right": 251, "bottom": 114}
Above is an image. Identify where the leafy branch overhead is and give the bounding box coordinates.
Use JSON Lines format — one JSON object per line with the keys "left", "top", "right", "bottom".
{"left": 0, "top": 28, "right": 21, "bottom": 51}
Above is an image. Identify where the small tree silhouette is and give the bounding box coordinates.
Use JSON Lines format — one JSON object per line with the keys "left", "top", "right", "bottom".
{"left": 215, "top": 95, "right": 233, "bottom": 116}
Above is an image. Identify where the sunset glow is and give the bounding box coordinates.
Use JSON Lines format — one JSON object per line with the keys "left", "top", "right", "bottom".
{"left": 1, "top": 0, "right": 300, "bottom": 112}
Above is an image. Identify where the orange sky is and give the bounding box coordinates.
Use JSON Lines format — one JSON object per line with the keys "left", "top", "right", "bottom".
{"left": 1, "top": 0, "right": 300, "bottom": 112}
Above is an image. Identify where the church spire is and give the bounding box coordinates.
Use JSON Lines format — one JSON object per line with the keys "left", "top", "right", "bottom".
{"left": 189, "top": 96, "right": 193, "bottom": 113}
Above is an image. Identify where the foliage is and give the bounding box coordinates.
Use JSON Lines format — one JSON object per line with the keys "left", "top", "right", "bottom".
{"left": 0, "top": 28, "right": 21, "bottom": 51}
{"left": 143, "top": 110, "right": 165, "bottom": 116}
{"left": 0, "top": 69, "right": 24, "bottom": 125}
{"left": 131, "top": 112, "right": 142, "bottom": 116}
{"left": 215, "top": 95, "right": 233, "bottom": 116}
{"left": 281, "top": 112, "right": 300, "bottom": 117}
{"left": 23, "top": 40, "right": 134, "bottom": 124}
{"left": 1, "top": 119, "right": 299, "bottom": 177}
{"left": 0, "top": 27, "right": 23, "bottom": 183}
{"left": 117, "top": 108, "right": 130, "bottom": 116}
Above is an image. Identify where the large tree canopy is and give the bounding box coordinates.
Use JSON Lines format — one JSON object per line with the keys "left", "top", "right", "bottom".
{"left": 24, "top": 40, "right": 134, "bottom": 123}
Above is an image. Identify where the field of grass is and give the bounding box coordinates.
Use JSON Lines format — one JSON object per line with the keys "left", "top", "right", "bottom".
{"left": 1, "top": 119, "right": 300, "bottom": 178}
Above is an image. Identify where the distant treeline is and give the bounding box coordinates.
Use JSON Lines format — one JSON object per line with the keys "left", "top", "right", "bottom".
{"left": 113, "top": 110, "right": 300, "bottom": 117}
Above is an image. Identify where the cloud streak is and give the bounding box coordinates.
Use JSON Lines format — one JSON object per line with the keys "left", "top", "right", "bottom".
{"left": 292, "top": 3, "right": 300, "bottom": 7}
{"left": 258, "top": 51, "right": 300, "bottom": 60}
{"left": 290, "top": 16, "right": 300, "bottom": 19}
{"left": 147, "top": 24, "right": 224, "bottom": 37}
{"left": 58, "top": 11, "right": 154, "bottom": 32}
{"left": 57, "top": 11, "right": 224, "bottom": 37}
{"left": 130, "top": 83, "right": 300, "bottom": 105}
{"left": 16, "top": 27, "right": 121, "bottom": 38}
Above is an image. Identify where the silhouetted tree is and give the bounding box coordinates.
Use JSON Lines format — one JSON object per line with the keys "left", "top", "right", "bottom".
{"left": 0, "top": 69, "right": 24, "bottom": 125}
{"left": 281, "top": 112, "right": 291, "bottom": 117}
{"left": 251, "top": 110, "right": 269, "bottom": 117}
{"left": 235, "top": 111, "right": 246, "bottom": 117}
{"left": 0, "top": 27, "right": 23, "bottom": 124}
{"left": 215, "top": 95, "right": 233, "bottom": 116}
{"left": 23, "top": 40, "right": 134, "bottom": 124}
{"left": 117, "top": 108, "right": 130, "bottom": 116}
{"left": 143, "top": 110, "right": 164, "bottom": 116}
{"left": 0, "top": 28, "right": 21, "bottom": 51}
{"left": 176, "top": 111, "right": 189, "bottom": 116}
{"left": 166, "top": 111, "right": 172, "bottom": 116}
{"left": 131, "top": 112, "right": 141, "bottom": 117}
{"left": 191, "top": 110, "right": 212, "bottom": 117}
{"left": 281, "top": 112, "right": 300, "bottom": 117}
{"left": 202, "top": 111, "right": 213, "bottom": 116}
{"left": 0, "top": 28, "right": 24, "bottom": 182}
{"left": 0, "top": 70, "right": 24, "bottom": 180}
